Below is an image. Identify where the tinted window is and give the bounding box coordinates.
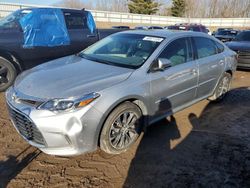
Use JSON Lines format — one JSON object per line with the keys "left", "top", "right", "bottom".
{"left": 148, "top": 26, "right": 163, "bottom": 29}
{"left": 167, "top": 26, "right": 180, "bottom": 30}
{"left": 217, "top": 30, "right": 238, "bottom": 36}
{"left": 193, "top": 37, "right": 217, "bottom": 58}
{"left": 235, "top": 31, "right": 250, "bottom": 41}
{"left": 159, "top": 38, "right": 193, "bottom": 66}
{"left": 64, "top": 12, "right": 86, "bottom": 29}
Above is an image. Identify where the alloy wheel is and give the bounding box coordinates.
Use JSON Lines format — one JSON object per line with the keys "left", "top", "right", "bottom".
{"left": 109, "top": 111, "right": 139, "bottom": 150}
{"left": 218, "top": 76, "right": 230, "bottom": 98}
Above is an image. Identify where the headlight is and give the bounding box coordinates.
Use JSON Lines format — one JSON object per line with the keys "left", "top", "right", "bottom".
{"left": 38, "top": 92, "right": 100, "bottom": 112}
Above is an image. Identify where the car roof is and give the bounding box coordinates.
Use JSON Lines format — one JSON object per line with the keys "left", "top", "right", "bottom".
{"left": 20, "top": 7, "right": 85, "bottom": 12}
{"left": 120, "top": 29, "right": 209, "bottom": 38}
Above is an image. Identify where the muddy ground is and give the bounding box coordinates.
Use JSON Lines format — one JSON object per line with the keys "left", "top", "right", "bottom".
{"left": 0, "top": 70, "right": 250, "bottom": 188}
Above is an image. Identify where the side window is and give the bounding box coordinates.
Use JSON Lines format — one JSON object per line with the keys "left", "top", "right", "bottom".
{"left": 64, "top": 12, "right": 86, "bottom": 29}
{"left": 159, "top": 38, "right": 193, "bottom": 67}
{"left": 194, "top": 37, "right": 217, "bottom": 58}
{"left": 215, "top": 41, "right": 225, "bottom": 53}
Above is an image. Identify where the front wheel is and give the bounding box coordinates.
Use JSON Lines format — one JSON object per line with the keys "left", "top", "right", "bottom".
{"left": 208, "top": 72, "right": 232, "bottom": 102}
{"left": 100, "top": 102, "right": 143, "bottom": 154}
{"left": 0, "top": 57, "right": 17, "bottom": 92}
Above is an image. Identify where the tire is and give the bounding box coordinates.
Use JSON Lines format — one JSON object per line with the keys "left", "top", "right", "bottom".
{"left": 0, "top": 57, "right": 17, "bottom": 92}
{"left": 100, "top": 102, "right": 143, "bottom": 154}
{"left": 208, "top": 72, "right": 232, "bottom": 102}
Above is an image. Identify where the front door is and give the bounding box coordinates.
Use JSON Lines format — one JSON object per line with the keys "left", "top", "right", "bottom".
{"left": 150, "top": 37, "right": 198, "bottom": 120}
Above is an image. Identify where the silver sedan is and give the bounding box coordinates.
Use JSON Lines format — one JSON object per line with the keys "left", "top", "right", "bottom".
{"left": 6, "top": 30, "right": 237, "bottom": 156}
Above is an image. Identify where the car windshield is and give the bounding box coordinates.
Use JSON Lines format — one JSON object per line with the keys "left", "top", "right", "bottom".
{"left": 235, "top": 31, "right": 250, "bottom": 41}
{"left": 0, "top": 9, "right": 32, "bottom": 29}
{"left": 217, "top": 30, "right": 238, "bottom": 36}
{"left": 81, "top": 33, "right": 164, "bottom": 69}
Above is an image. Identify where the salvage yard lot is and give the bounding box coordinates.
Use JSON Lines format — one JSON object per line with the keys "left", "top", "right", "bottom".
{"left": 0, "top": 70, "right": 250, "bottom": 188}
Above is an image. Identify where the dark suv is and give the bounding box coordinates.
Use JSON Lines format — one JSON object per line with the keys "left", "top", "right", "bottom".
{"left": 0, "top": 8, "right": 120, "bottom": 91}
{"left": 166, "top": 23, "right": 209, "bottom": 33}
{"left": 226, "top": 30, "right": 250, "bottom": 69}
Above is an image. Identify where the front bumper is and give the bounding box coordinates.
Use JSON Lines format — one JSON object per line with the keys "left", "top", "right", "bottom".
{"left": 6, "top": 87, "right": 104, "bottom": 156}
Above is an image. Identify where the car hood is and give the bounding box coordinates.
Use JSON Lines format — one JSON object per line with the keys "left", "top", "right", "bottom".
{"left": 225, "top": 41, "right": 250, "bottom": 51}
{"left": 14, "top": 55, "right": 134, "bottom": 99}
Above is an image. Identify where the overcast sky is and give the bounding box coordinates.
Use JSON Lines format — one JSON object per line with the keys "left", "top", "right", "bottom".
{"left": 1, "top": 0, "right": 172, "bottom": 8}
{"left": 1, "top": 0, "right": 62, "bottom": 5}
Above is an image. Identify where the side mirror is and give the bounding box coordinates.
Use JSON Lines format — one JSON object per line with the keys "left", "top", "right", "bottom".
{"left": 152, "top": 58, "right": 172, "bottom": 72}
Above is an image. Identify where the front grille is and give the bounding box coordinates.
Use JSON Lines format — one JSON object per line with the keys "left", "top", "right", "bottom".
{"left": 238, "top": 51, "right": 250, "bottom": 60}
{"left": 8, "top": 104, "right": 45, "bottom": 146}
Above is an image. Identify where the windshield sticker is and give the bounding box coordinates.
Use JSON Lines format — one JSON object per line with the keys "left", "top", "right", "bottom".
{"left": 21, "top": 10, "right": 32, "bottom": 14}
{"left": 143, "top": 36, "right": 164, "bottom": 42}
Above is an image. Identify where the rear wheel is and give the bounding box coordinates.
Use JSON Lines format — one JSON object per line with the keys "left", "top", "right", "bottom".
{"left": 0, "top": 57, "right": 17, "bottom": 92}
{"left": 208, "top": 72, "right": 232, "bottom": 102}
{"left": 100, "top": 102, "right": 143, "bottom": 154}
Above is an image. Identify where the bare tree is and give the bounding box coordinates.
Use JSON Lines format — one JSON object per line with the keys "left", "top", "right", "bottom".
{"left": 55, "top": 0, "right": 250, "bottom": 17}
{"left": 184, "top": 0, "right": 250, "bottom": 18}
{"left": 95, "top": 0, "right": 128, "bottom": 12}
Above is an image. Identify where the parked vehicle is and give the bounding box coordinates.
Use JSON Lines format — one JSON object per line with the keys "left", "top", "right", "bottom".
{"left": 166, "top": 23, "right": 208, "bottom": 33}
{"left": 225, "top": 30, "right": 250, "bottom": 69}
{"left": 214, "top": 29, "right": 239, "bottom": 42}
{"left": 6, "top": 30, "right": 237, "bottom": 156}
{"left": 0, "top": 8, "right": 121, "bottom": 91}
{"left": 212, "top": 28, "right": 234, "bottom": 36}
{"left": 148, "top": 26, "right": 163, "bottom": 30}
{"left": 112, "top": 26, "right": 130, "bottom": 29}
{"left": 134, "top": 26, "right": 148, "bottom": 30}
{"left": 134, "top": 26, "right": 163, "bottom": 30}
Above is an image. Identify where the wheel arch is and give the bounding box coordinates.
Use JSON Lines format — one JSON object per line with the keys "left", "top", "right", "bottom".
{"left": 0, "top": 50, "right": 23, "bottom": 73}
{"left": 96, "top": 96, "right": 149, "bottom": 147}
{"left": 225, "top": 69, "right": 233, "bottom": 76}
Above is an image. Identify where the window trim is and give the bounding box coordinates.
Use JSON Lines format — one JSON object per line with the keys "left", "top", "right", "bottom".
{"left": 213, "top": 40, "right": 225, "bottom": 54}
{"left": 191, "top": 36, "right": 218, "bottom": 60}
{"left": 148, "top": 36, "right": 195, "bottom": 73}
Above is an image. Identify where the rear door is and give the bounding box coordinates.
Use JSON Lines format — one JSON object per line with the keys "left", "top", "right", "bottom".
{"left": 192, "top": 37, "right": 225, "bottom": 98}
{"left": 150, "top": 37, "right": 198, "bottom": 118}
{"left": 63, "top": 10, "right": 98, "bottom": 54}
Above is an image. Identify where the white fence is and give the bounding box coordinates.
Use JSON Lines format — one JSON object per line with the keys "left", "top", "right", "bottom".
{"left": 1, "top": 2, "right": 250, "bottom": 28}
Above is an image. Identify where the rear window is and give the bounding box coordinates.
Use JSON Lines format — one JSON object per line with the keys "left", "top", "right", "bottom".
{"left": 64, "top": 12, "right": 86, "bottom": 29}
{"left": 217, "top": 30, "right": 238, "bottom": 36}
{"left": 215, "top": 41, "right": 225, "bottom": 53}
{"left": 193, "top": 37, "right": 217, "bottom": 59}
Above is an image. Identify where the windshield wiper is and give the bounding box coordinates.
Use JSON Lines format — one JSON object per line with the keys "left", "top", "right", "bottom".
{"left": 77, "top": 53, "right": 116, "bottom": 66}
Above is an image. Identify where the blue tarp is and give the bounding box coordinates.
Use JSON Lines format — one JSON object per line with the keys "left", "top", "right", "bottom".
{"left": 19, "top": 8, "right": 70, "bottom": 47}
{"left": 86, "top": 11, "right": 96, "bottom": 34}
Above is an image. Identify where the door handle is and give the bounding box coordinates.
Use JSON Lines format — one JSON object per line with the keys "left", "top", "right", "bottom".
{"left": 87, "top": 34, "right": 97, "bottom": 38}
{"left": 219, "top": 60, "right": 225, "bottom": 65}
{"left": 191, "top": 69, "right": 197, "bottom": 75}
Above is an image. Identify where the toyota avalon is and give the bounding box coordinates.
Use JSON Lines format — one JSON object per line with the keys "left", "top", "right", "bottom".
{"left": 6, "top": 30, "right": 237, "bottom": 156}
